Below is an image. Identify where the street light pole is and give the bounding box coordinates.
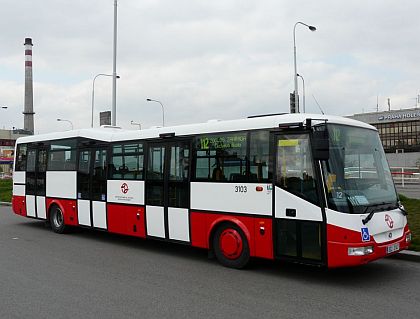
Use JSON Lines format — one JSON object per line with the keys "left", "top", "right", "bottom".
{"left": 57, "top": 118, "right": 74, "bottom": 130}
{"left": 297, "top": 73, "right": 306, "bottom": 113}
{"left": 292, "top": 21, "right": 316, "bottom": 113}
{"left": 91, "top": 73, "right": 119, "bottom": 128}
{"left": 146, "top": 98, "right": 165, "bottom": 127}
{"left": 111, "top": 0, "right": 118, "bottom": 126}
{"left": 130, "top": 120, "right": 141, "bottom": 130}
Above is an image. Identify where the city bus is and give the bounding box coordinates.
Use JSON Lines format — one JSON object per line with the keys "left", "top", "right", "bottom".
{"left": 12, "top": 113, "right": 411, "bottom": 268}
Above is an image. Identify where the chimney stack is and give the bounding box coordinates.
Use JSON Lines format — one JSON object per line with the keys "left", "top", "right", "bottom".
{"left": 23, "top": 37, "right": 35, "bottom": 134}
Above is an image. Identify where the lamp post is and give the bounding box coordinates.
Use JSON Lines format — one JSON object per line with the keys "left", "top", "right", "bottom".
{"left": 292, "top": 21, "right": 316, "bottom": 113}
{"left": 146, "top": 98, "right": 165, "bottom": 127}
{"left": 57, "top": 118, "right": 73, "bottom": 130}
{"left": 296, "top": 73, "right": 306, "bottom": 113}
{"left": 91, "top": 74, "right": 120, "bottom": 128}
{"left": 130, "top": 120, "right": 141, "bottom": 130}
{"left": 111, "top": 0, "right": 118, "bottom": 126}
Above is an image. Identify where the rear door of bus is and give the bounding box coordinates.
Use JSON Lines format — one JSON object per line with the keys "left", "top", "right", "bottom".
{"left": 25, "top": 144, "right": 48, "bottom": 219}
{"left": 77, "top": 144, "right": 108, "bottom": 229}
{"left": 145, "top": 139, "right": 191, "bottom": 242}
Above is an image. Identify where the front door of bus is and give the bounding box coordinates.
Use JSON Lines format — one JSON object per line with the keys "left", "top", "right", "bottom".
{"left": 145, "top": 140, "right": 190, "bottom": 242}
{"left": 77, "top": 146, "right": 108, "bottom": 229}
{"left": 274, "top": 132, "right": 325, "bottom": 264}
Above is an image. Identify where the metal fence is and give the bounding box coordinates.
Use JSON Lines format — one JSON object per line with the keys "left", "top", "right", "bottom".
{"left": 390, "top": 167, "right": 420, "bottom": 187}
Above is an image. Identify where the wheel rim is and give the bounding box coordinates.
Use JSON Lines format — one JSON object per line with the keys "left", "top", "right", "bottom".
{"left": 53, "top": 208, "right": 63, "bottom": 228}
{"left": 219, "top": 229, "right": 243, "bottom": 260}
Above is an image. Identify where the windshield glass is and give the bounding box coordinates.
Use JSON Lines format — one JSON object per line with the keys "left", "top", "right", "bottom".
{"left": 322, "top": 124, "right": 398, "bottom": 214}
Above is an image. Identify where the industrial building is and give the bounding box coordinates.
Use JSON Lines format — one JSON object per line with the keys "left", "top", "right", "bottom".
{"left": 0, "top": 129, "right": 31, "bottom": 176}
{"left": 349, "top": 107, "right": 420, "bottom": 167}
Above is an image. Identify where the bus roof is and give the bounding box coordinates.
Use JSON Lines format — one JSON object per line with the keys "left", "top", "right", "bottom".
{"left": 15, "top": 113, "right": 375, "bottom": 144}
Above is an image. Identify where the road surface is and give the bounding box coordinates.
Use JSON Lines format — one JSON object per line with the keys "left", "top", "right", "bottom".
{"left": 1, "top": 206, "right": 419, "bottom": 319}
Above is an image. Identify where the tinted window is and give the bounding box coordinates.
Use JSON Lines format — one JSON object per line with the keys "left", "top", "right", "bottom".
{"left": 92, "top": 149, "right": 107, "bottom": 201}
{"left": 15, "top": 144, "right": 27, "bottom": 171}
{"left": 146, "top": 145, "right": 165, "bottom": 206}
{"left": 77, "top": 150, "right": 91, "bottom": 200}
{"left": 249, "top": 130, "right": 271, "bottom": 182}
{"left": 26, "top": 149, "right": 37, "bottom": 173}
{"left": 110, "top": 143, "right": 144, "bottom": 180}
{"left": 194, "top": 133, "right": 248, "bottom": 182}
{"left": 48, "top": 139, "right": 77, "bottom": 171}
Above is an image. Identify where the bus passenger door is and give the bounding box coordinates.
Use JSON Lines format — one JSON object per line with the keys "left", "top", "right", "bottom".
{"left": 77, "top": 146, "right": 108, "bottom": 229}
{"left": 25, "top": 146, "right": 47, "bottom": 219}
{"left": 273, "top": 132, "right": 325, "bottom": 264}
{"left": 146, "top": 140, "right": 190, "bottom": 242}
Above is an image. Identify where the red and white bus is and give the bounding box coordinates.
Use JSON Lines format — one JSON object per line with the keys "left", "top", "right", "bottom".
{"left": 12, "top": 113, "right": 411, "bottom": 268}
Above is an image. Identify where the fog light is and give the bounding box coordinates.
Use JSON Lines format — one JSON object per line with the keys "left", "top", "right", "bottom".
{"left": 406, "top": 233, "right": 412, "bottom": 243}
{"left": 348, "top": 246, "right": 374, "bottom": 256}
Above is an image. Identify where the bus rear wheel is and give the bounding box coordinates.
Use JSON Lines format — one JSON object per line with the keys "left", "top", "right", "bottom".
{"left": 50, "top": 205, "right": 66, "bottom": 234}
{"left": 213, "top": 223, "right": 250, "bottom": 269}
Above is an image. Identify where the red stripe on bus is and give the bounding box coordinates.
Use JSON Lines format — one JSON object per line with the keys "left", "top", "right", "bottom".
{"left": 12, "top": 195, "right": 27, "bottom": 217}
{"left": 190, "top": 211, "right": 273, "bottom": 259}
{"left": 107, "top": 203, "right": 146, "bottom": 238}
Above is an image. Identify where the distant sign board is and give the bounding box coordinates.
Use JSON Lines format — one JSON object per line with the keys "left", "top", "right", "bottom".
{"left": 100, "top": 111, "right": 111, "bottom": 126}
{"left": 378, "top": 111, "right": 420, "bottom": 121}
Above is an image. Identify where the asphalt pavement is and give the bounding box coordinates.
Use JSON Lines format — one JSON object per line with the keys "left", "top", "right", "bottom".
{"left": 1, "top": 206, "right": 420, "bottom": 319}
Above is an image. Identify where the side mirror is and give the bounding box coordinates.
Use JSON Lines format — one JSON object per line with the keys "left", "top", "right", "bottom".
{"left": 312, "top": 127, "right": 329, "bottom": 160}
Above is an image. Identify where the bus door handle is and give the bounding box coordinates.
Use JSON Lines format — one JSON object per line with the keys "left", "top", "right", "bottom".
{"left": 286, "top": 208, "right": 296, "bottom": 217}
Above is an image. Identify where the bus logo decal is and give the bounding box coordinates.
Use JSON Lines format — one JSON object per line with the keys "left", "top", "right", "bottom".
{"left": 121, "top": 183, "right": 129, "bottom": 194}
{"left": 385, "top": 214, "right": 394, "bottom": 229}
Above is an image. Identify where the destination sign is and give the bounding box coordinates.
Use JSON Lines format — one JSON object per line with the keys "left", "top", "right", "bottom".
{"left": 197, "top": 134, "right": 246, "bottom": 150}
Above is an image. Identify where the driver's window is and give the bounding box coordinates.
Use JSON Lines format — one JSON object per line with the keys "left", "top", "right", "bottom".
{"left": 276, "top": 134, "right": 318, "bottom": 205}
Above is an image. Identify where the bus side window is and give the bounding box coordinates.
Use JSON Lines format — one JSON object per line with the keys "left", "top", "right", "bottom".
{"left": 15, "top": 144, "right": 27, "bottom": 171}
{"left": 194, "top": 133, "right": 247, "bottom": 182}
{"left": 48, "top": 139, "right": 77, "bottom": 171}
{"left": 110, "top": 143, "right": 144, "bottom": 180}
{"left": 249, "top": 130, "right": 270, "bottom": 182}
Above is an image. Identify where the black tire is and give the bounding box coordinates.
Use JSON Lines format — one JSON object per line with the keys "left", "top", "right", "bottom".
{"left": 212, "top": 223, "right": 250, "bottom": 269}
{"left": 49, "top": 205, "right": 66, "bottom": 234}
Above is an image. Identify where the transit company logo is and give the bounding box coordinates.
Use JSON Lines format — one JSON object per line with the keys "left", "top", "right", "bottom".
{"left": 385, "top": 214, "right": 394, "bottom": 229}
{"left": 121, "top": 183, "right": 129, "bottom": 194}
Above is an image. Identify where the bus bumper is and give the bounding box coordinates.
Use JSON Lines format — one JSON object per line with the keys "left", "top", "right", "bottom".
{"left": 327, "top": 228, "right": 412, "bottom": 268}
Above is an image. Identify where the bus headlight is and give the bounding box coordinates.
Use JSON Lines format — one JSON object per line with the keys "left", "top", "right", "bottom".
{"left": 406, "top": 233, "right": 412, "bottom": 243}
{"left": 348, "top": 246, "right": 374, "bottom": 256}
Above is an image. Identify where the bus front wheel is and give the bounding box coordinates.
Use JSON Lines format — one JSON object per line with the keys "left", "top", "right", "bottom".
{"left": 50, "top": 205, "right": 66, "bottom": 234}
{"left": 213, "top": 223, "right": 250, "bottom": 269}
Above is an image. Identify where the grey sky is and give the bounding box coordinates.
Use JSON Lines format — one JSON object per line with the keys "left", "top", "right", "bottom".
{"left": 0, "top": 0, "right": 419, "bottom": 133}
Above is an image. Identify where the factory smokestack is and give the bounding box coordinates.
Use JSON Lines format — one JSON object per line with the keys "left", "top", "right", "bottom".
{"left": 23, "top": 37, "right": 35, "bottom": 134}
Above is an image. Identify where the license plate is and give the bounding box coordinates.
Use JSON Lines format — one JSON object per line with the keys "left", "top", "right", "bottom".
{"left": 386, "top": 243, "right": 400, "bottom": 254}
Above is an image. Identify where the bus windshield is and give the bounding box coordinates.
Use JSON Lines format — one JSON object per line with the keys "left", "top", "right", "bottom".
{"left": 322, "top": 124, "right": 398, "bottom": 214}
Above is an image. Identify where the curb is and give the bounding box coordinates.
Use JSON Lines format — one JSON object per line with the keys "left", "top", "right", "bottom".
{"left": 0, "top": 201, "right": 11, "bottom": 206}
{"left": 389, "top": 250, "right": 420, "bottom": 262}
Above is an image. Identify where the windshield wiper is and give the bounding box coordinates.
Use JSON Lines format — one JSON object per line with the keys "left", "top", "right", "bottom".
{"left": 398, "top": 203, "right": 408, "bottom": 216}
{"left": 362, "top": 202, "right": 391, "bottom": 225}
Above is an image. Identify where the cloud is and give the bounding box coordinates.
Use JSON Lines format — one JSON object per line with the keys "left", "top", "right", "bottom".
{"left": 1, "top": 0, "right": 420, "bottom": 133}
